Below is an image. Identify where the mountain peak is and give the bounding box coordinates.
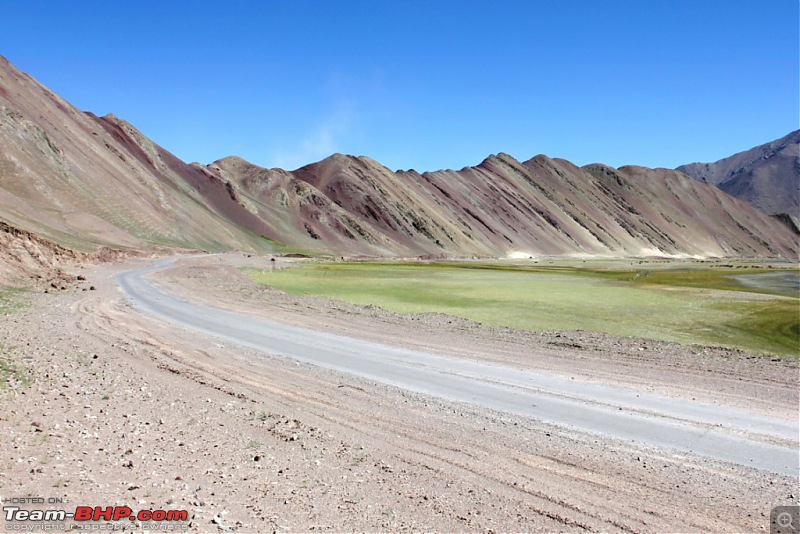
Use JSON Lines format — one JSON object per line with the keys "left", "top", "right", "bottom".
{"left": 677, "top": 130, "right": 800, "bottom": 215}
{"left": 212, "top": 155, "right": 253, "bottom": 168}
{"left": 479, "top": 152, "right": 522, "bottom": 169}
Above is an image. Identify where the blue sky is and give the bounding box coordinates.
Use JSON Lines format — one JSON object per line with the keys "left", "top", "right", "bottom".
{"left": 1, "top": 1, "right": 797, "bottom": 172}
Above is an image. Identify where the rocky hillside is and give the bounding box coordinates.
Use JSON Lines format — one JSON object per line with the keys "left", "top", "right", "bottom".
{"left": 213, "top": 152, "right": 797, "bottom": 258}
{"left": 0, "top": 54, "right": 797, "bottom": 264}
{"left": 0, "top": 55, "right": 281, "bottom": 256}
{"left": 677, "top": 131, "right": 799, "bottom": 217}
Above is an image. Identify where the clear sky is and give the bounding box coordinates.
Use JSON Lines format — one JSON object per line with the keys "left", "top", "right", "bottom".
{"left": 1, "top": 0, "right": 797, "bottom": 172}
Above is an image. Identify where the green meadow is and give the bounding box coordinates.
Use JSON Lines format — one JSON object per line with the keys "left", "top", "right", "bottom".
{"left": 245, "top": 261, "right": 800, "bottom": 357}
{"left": 0, "top": 288, "right": 29, "bottom": 390}
{"left": 0, "top": 287, "right": 25, "bottom": 315}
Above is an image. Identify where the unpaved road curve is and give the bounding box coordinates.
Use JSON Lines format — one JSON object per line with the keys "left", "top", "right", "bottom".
{"left": 117, "top": 258, "right": 799, "bottom": 478}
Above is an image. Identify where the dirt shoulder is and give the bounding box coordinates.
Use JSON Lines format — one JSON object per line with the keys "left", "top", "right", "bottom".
{"left": 0, "top": 253, "right": 797, "bottom": 532}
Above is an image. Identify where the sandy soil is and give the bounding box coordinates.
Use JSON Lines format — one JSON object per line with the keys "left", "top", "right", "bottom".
{"left": 1, "top": 252, "right": 798, "bottom": 532}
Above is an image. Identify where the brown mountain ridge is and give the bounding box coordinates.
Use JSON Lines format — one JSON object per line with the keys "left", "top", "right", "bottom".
{"left": 0, "top": 53, "right": 796, "bottom": 281}
{"left": 677, "top": 130, "right": 800, "bottom": 217}
{"left": 213, "top": 152, "right": 796, "bottom": 258}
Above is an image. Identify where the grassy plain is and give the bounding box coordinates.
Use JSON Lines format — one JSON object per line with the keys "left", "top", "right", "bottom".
{"left": 0, "top": 288, "right": 24, "bottom": 315}
{"left": 0, "top": 288, "right": 29, "bottom": 390}
{"left": 246, "top": 261, "right": 800, "bottom": 357}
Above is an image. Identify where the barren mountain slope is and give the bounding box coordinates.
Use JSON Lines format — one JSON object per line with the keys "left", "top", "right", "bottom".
{"left": 1, "top": 54, "right": 796, "bottom": 260}
{"left": 677, "top": 130, "right": 800, "bottom": 216}
{"left": 582, "top": 163, "right": 796, "bottom": 257}
{"left": 0, "top": 55, "right": 280, "bottom": 255}
{"left": 216, "top": 152, "right": 798, "bottom": 258}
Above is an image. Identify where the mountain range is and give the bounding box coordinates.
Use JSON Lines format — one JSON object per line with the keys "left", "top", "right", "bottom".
{"left": 0, "top": 54, "right": 796, "bottom": 282}
{"left": 677, "top": 130, "right": 799, "bottom": 217}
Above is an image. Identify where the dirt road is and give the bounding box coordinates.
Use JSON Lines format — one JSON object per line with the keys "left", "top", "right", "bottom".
{"left": 119, "top": 257, "right": 798, "bottom": 476}
{"left": 2, "top": 252, "right": 798, "bottom": 532}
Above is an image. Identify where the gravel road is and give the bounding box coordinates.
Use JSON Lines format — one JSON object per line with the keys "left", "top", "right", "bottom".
{"left": 118, "top": 257, "right": 799, "bottom": 477}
